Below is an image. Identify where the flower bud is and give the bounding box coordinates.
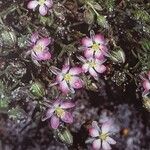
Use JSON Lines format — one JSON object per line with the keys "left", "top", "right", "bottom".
{"left": 55, "top": 127, "right": 73, "bottom": 145}
{"left": 30, "top": 81, "right": 45, "bottom": 98}
{"left": 110, "top": 47, "right": 125, "bottom": 63}
{"left": 0, "top": 27, "right": 17, "bottom": 49}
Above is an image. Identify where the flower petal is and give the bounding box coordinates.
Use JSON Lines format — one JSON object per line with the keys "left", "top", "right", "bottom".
{"left": 39, "top": 5, "right": 48, "bottom": 16}
{"left": 95, "top": 50, "right": 104, "bottom": 59}
{"left": 143, "top": 80, "right": 150, "bottom": 91}
{"left": 89, "top": 68, "right": 98, "bottom": 79}
{"left": 45, "top": 0, "right": 53, "bottom": 8}
{"left": 59, "top": 80, "right": 70, "bottom": 94}
{"left": 92, "top": 121, "right": 101, "bottom": 132}
{"left": 37, "top": 38, "right": 51, "bottom": 47}
{"left": 31, "top": 32, "right": 39, "bottom": 43}
{"left": 106, "top": 137, "right": 116, "bottom": 145}
{"left": 84, "top": 49, "right": 94, "bottom": 58}
{"left": 82, "top": 37, "right": 93, "bottom": 47}
{"left": 94, "top": 34, "right": 105, "bottom": 44}
{"left": 50, "top": 115, "right": 60, "bottom": 129}
{"left": 102, "top": 141, "right": 111, "bottom": 150}
{"left": 89, "top": 128, "right": 99, "bottom": 137}
{"left": 92, "top": 139, "right": 101, "bottom": 150}
{"left": 42, "top": 108, "right": 55, "bottom": 121}
{"left": 101, "top": 123, "right": 111, "bottom": 133}
{"left": 62, "top": 65, "right": 70, "bottom": 74}
{"left": 70, "top": 76, "right": 83, "bottom": 89}
{"left": 60, "top": 102, "right": 75, "bottom": 109}
{"left": 95, "top": 64, "right": 106, "bottom": 74}
{"left": 27, "top": 1, "right": 38, "bottom": 10}
{"left": 82, "top": 63, "right": 89, "bottom": 73}
{"left": 56, "top": 74, "right": 63, "bottom": 82}
{"left": 61, "top": 111, "right": 73, "bottom": 123}
{"left": 69, "top": 67, "right": 82, "bottom": 75}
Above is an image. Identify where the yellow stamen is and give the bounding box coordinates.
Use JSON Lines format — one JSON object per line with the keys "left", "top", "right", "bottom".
{"left": 64, "top": 73, "right": 72, "bottom": 82}
{"left": 99, "top": 133, "right": 109, "bottom": 141}
{"left": 89, "top": 61, "right": 96, "bottom": 67}
{"left": 92, "top": 43, "right": 100, "bottom": 51}
{"left": 55, "top": 107, "right": 65, "bottom": 118}
{"left": 38, "top": 0, "right": 45, "bottom": 5}
{"left": 33, "top": 44, "right": 43, "bottom": 52}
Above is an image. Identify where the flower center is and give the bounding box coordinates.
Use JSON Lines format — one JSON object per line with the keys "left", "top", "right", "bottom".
{"left": 64, "top": 73, "right": 72, "bottom": 82}
{"left": 99, "top": 133, "right": 108, "bottom": 141}
{"left": 89, "top": 61, "right": 96, "bottom": 67}
{"left": 38, "top": 0, "right": 45, "bottom": 5}
{"left": 33, "top": 44, "right": 43, "bottom": 52}
{"left": 55, "top": 107, "right": 65, "bottom": 118}
{"left": 92, "top": 43, "right": 100, "bottom": 51}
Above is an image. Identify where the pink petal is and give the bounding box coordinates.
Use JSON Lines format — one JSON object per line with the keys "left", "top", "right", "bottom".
{"left": 39, "top": 50, "right": 51, "bottom": 60}
{"left": 56, "top": 74, "right": 63, "bottom": 82}
{"left": 94, "top": 34, "right": 105, "bottom": 44}
{"left": 53, "top": 99, "right": 61, "bottom": 107}
{"left": 31, "top": 32, "right": 39, "bottom": 43}
{"left": 60, "top": 102, "right": 75, "bottom": 109}
{"left": 45, "top": 0, "right": 53, "bottom": 8}
{"left": 82, "top": 37, "right": 93, "bottom": 47}
{"left": 82, "top": 63, "right": 89, "bottom": 73}
{"left": 39, "top": 5, "right": 48, "bottom": 16}
{"left": 106, "top": 137, "right": 116, "bottom": 145}
{"left": 62, "top": 66, "right": 70, "bottom": 74}
{"left": 95, "top": 50, "right": 104, "bottom": 59}
{"left": 100, "top": 45, "right": 108, "bottom": 53}
{"left": 59, "top": 80, "right": 70, "bottom": 94}
{"left": 95, "top": 64, "right": 106, "bottom": 73}
{"left": 69, "top": 67, "right": 82, "bottom": 75}
{"left": 50, "top": 115, "right": 60, "bottom": 129}
{"left": 37, "top": 38, "right": 51, "bottom": 47}
{"left": 84, "top": 49, "right": 94, "bottom": 58}
{"left": 92, "top": 139, "right": 101, "bottom": 150}
{"left": 148, "top": 71, "right": 150, "bottom": 79}
{"left": 70, "top": 76, "right": 83, "bottom": 89}
{"left": 102, "top": 141, "right": 111, "bottom": 150}
{"left": 143, "top": 80, "right": 150, "bottom": 91}
{"left": 61, "top": 111, "right": 73, "bottom": 123}
{"left": 89, "top": 128, "right": 99, "bottom": 137}
{"left": 27, "top": 0, "right": 38, "bottom": 10}
{"left": 42, "top": 108, "right": 55, "bottom": 121}
{"left": 89, "top": 68, "right": 98, "bottom": 79}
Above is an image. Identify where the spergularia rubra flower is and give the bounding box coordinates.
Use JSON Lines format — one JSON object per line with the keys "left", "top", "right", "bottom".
{"left": 28, "top": 32, "right": 51, "bottom": 63}
{"left": 27, "top": 0, "right": 53, "bottom": 16}
{"left": 86, "top": 121, "right": 116, "bottom": 150}
{"left": 50, "top": 59, "right": 83, "bottom": 94}
{"left": 42, "top": 99, "right": 75, "bottom": 129}
{"left": 78, "top": 56, "right": 106, "bottom": 80}
{"left": 141, "top": 71, "right": 150, "bottom": 96}
{"left": 81, "top": 31, "right": 108, "bottom": 59}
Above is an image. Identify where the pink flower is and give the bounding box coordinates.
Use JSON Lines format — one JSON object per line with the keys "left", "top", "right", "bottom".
{"left": 86, "top": 121, "right": 116, "bottom": 150}
{"left": 81, "top": 31, "right": 108, "bottom": 59}
{"left": 50, "top": 59, "right": 83, "bottom": 94}
{"left": 42, "top": 99, "right": 75, "bottom": 129}
{"left": 78, "top": 56, "right": 106, "bottom": 80}
{"left": 27, "top": 0, "right": 53, "bottom": 16}
{"left": 29, "top": 32, "right": 51, "bottom": 61}
{"left": 141, "top": 71, "right": 150, "bottom": 96}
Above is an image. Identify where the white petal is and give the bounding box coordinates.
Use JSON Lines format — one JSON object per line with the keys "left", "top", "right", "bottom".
{"left": 102, "top": 141, "right": 111, "bottom": 150}
{"left": 106, "top": 137, "right": 116, "bottom": 145}
{"left": 92, "top": 139, "right": 101, "bottom": 150}
{"left": 89, "top": 128, "right": 99, "bottom": 137}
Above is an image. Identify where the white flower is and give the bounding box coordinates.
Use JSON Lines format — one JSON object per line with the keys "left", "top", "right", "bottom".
{"left": 86, "top": 121, "right": 116, "bottom": 150}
